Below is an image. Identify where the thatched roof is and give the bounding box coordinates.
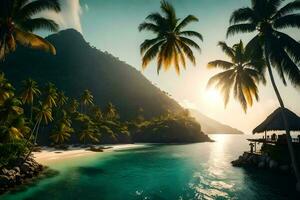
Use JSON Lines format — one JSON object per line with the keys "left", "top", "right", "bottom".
{"left": 253, "top": 108, "right": 300, "bottom": 134}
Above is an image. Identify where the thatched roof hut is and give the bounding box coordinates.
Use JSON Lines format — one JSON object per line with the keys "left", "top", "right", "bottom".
{"left": 253, "top": 108, "right": 300, "bottom": 134}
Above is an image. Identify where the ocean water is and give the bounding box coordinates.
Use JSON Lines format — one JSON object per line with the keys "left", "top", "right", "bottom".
{"left": 2, "top": 135, "right": 300, "bottom": 200}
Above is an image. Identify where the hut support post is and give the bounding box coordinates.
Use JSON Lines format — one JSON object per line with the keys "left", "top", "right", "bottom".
{"left": 265, "top": 131, "right": 267, "bottom": 141}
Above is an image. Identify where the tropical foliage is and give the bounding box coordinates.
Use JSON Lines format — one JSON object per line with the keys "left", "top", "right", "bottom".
{"left": 139, "top": 0, "right": 202, "bottom": 74}
{"left": 228, "top": 0, "right": 300, "bottom": 189}
{"left": 207, "top": 41, "right": 266, "bottom": 112}
{"left": 0, "top": 0, "right": 61, "bottom": 60}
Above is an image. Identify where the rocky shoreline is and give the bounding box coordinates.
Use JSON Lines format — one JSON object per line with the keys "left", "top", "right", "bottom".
{"left": 0, "top": 157, "right": 45, "bottom": 195}
{"left": 231, "top": 152, "right": 291, "bottom": 173}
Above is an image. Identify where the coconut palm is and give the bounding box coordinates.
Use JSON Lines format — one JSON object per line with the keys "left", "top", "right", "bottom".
{"left": 67, "top": 99, "right": 79, "bottom": 114}
{"left": 50, "top": 118, "right": 73, "bottom": 145}
{"left": 139, "top": 0, "right": 203, "bottom": 74}
{"left": 56, "top": 91, "right": 68, "bottom": 108}
{"left": 0, "top": 98, "right": 24, "bottom": 123}
{"left": 78, "top": 127, "right": 99, "bottom": 145}
{"left": 20, "top": 79, "right": 41, "bottom": 120}
{"left": 80, "top": 90, "right": 93, "bottom": 113}
{"left": 105, "top": 102, "right": 118, "bottom": 120}
{"left": 228, "top": 0, "right": 300, "bottom": 189}
{"left": 207, "top": 41, "right": 266, "bottom": 112}
{"left": 42, "top": 82, "right": 58, "bottom": 108}
{"left": 91, "top": 105, "right": 103, "bottom": 122}
{"left": 24, "top": 102, "right": 53, "bottom": 160}
{"left": 0, "top": 0, "right": 61, "bottom": 60}
{"left": 0, "top": 73, "right": 14, "bottom": 105}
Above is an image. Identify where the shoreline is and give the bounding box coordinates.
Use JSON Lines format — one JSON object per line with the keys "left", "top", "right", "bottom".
{"left": 33, "top": 144, "right": 148, "bottom": 164}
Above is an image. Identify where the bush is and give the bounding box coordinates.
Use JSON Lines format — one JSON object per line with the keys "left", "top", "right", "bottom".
{"left": 0, "top": 142, "right": 27, "bottom": 167}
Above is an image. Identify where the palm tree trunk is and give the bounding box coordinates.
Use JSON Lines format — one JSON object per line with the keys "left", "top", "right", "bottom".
{"left": 24, "top": 120, "right": 41, "bottom": 162}
{"left": 264, "top": 47, "right": 300, "bottom": 190}
{"left": 24, "top": 119, "right": 39, "bottom": 147}
{"left": 30, "top": 103, "right": 33, "bottom": 121}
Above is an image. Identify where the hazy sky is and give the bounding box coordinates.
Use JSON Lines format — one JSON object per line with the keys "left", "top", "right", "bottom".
{"left": 45, "top": 0, "right": 300, "bottom": 133}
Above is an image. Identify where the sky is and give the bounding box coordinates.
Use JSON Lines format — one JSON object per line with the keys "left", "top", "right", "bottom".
{"left": 42, "top": 0, "right": 300, "bottom": 134}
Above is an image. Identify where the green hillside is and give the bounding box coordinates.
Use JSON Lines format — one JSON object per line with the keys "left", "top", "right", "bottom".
{"left": 0, "top": 29, "right": 182, "bottom": 120}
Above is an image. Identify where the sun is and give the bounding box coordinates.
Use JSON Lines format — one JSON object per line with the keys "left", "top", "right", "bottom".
{"left": 205, "top": 89, "right": 222, "bottom": 104}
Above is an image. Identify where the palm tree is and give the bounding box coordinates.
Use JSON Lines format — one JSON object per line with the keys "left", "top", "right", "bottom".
{"left": 0, "top": 98, "right": 24, "bottom": 123}
{"left": 0, "top": 0, "right": 61, "bottom": 60}
{"left": 138, "top": 0, "right": 203, "bottom": 74}
{"left": 0, "top": 73, "right": 14, "bottom": 105}
{"left": 91, "top": 105, "right": 103, "bottom": 122}
{"left": 24, "top": 102, "right": 53, "bottom": 160}
{"left": 42, "top": 82, "right": 58, "bottom": 108}
{"left": 105, "top": 102, "right": 118, "bottom": 120}
{"left": 50, "top": 118, "right": 73, "bottom": 145}
{"left": 228, "top": 0, "right": 300, "bottom": 189}
{"left": 80, "top": 90, "right": 93, "bottom": 113}
{"left": 67, "top": 99, "right": 79, "bottom": 114}
{"left": 207, "top": 41, "right": 266, "bottom": 112}
{"left": 20, "top": 79, "right": 41, "bottom": 120}
{"left": 78, "top": 128, "right": 99, "bottom": 145}
{"left": 56, "top": 91, "right": 68, "bottom": 108}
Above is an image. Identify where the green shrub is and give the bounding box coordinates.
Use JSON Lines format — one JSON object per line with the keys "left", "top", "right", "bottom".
{"left": 0, "top": 142, "right": 27, "bottom": 167}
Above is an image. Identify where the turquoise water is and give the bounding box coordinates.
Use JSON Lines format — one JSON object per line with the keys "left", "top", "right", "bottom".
{"left": 2, "top": 135, "right": 300, "bottom": 200}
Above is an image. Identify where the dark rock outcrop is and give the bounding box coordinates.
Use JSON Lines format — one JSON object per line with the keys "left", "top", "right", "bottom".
{"left": 0, "top": 157, "right": 44, "bottom": 195}
{"left": 231, "top": 152, "right": 292, "bottom": 174}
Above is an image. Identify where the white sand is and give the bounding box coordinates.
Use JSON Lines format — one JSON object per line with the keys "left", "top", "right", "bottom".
{"left": 33, "top": 144, "right": 146, "bottom": 164}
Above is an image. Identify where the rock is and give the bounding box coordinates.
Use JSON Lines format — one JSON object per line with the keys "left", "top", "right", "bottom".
{"left": 20, "top": 163, "right": 31, "bottom": 173}
{"left": 0, "top": 175, "right": 10, "bottom": 186}
{"left": 13, "top": 167, "right": 20, "bottom": 173}
{"left": 89, "top": 146, "right": 104, "bottom": 152}
{"left": 1, "top": 168, "right": 9, "bottom": 175}
{"left": 269, "top": 160, "right": 279, "bottom": 169}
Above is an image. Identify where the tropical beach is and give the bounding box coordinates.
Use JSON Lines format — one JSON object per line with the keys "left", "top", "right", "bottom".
{"left": 1, "top": 0, "right": 300, "bottom": 199}
{"left": 33, "top": 144, "right": 147, "bottom": 164}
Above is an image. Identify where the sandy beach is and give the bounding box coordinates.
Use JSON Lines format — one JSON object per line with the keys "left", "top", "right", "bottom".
{"left": 33, "top": 144, "right": 147, "bottom": 164}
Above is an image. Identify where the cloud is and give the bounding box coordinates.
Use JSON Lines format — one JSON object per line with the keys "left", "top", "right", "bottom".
{"left": 39, "top": 0, "right": 83, "bottom": 33}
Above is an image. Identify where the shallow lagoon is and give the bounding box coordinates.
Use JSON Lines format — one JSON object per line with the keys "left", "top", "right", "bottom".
{"left": 2, "top": 135, "right": 300, "bottom": 200}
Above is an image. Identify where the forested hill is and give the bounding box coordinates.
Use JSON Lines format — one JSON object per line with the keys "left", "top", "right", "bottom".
{"left": 1, "top": 29, "right": 182, "bottom": 120}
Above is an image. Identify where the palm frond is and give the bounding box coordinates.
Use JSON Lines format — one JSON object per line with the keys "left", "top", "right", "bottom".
{"left": 145, "top": 12, "right": 164, "bottom": 25}
{"left": 175, "top": 15, "right": 198, "bottom": 31}
{"left": 274, "top": 31, "right": 300, "bottom": 64}
{"left": 218, "top": 42, "right": 235, "bottom": 60}
{"left": 140, "top": 37, "right": 163, "bottom": 54}
{"left": 142, "top": 40, "right": 164, "bottom": 68}
{"left": 272, "top": 1, "right": 300, "bottom": 19}
{"left": 178, "top": 31, "right": 203, "bottom": 41}
{"left": 177, "top": 39, "right": 196, "bottom": 65}
{"left": 19, "top": 17, "right": 59, "bottom": 32}
{"left": 14, "top": 28, "right": 56, "bottom": 55}
{"left": 230, "top": 7, "right": 256, "bottom": 24}
{"left": 160, "top": 0, "right": 176, "bottom": 24}
{"left": 17, "top": 0, "right": 60, "bottom": 19}
{"left": 226, "top": 23, "right": 256, "bottom": 38}
{"left": 179, "top": 36, "right": 201, "bottom": 51}
{"left": 207, "top": 60, "right": 234, "bottom": 69}
{"left": 269, "top": 37, "right": 300, "bottom": 86}
{"left": 138, "top": 22, "right": 159, "bottom": 33}
{"left": 273, "top": 14, "right": 300, "bottom": 29}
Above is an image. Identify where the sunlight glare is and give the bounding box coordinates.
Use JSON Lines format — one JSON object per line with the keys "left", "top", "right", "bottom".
{"left": 205, "top": 89, "right": 222, "bottom": 105}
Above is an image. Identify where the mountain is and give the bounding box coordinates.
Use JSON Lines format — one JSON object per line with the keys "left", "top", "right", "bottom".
{"left": 0, "top": 29, "right": 182, "bottom": 120}
{"left": 189, "top": 109, "right": 244, "bottom": 134}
